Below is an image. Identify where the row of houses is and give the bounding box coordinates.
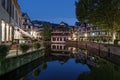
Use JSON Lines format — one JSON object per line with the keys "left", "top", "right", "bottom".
{"left": 0, "top": 0, "right": 70, "bottom": 45}
{"left": 75, "top": 22, "right": 116, "bottom": 43}
{"left": 0, "top": 0, "right": 116, "bottom": 45}
{"left": 0, "top": 0, "right": 50, "bottom": 45}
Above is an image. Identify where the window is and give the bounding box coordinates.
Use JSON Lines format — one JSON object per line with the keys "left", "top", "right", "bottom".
{"left": 1, "top": 20, "right": 5, "bottom": 42}
{"left": 52, "top": 45, "right": 56, "bottom": 49}
{"left": 6, "top": 24, "right": 9, "bottom": 41}
{"left": 12, "top": 5, "right": 14, "bottom": 19}
{"left": 28, "top": 26, "right": 31, "bottom": 29}
{"left": 7, "top": 0, "right": 10, "bottom": 13}
{"left": 64, "top": 37, "right": 66, "bottom": 41}
{"left": 2, "top": 0, "right": 5, "bottom": 8}
{"left": 10, "top": 26, "right": 12, "bottom": 41}
{"left": 53, "top": 38, "right": 56, "bottom": 41}
{"left": 57, "top": 46, "right": 59, "bottom": 49}
{"left": 9, "top": 0, "right": 12, "bottom": 15}
{"left": 60, "top": 38, "right": 62, "bottom": 41}
{"left": 25, "top": 19, "right": 27, "bottom": 22}
{"left": 15, "top": 10, "right": 18, "bottom": 23}
{"left": 60, "top": 46, "right": 62, "bottom": 50}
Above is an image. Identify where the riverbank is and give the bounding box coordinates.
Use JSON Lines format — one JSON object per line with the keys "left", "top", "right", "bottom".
{"left": 0, "top": 48, "right": 45, "bottom": 76}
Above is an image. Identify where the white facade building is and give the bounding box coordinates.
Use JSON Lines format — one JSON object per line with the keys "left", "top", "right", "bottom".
{"left": 0, "top": 0, "right": 23, "bottom": 44}
{"left": 75, "top": 22, "right": 112, "bottom": 42}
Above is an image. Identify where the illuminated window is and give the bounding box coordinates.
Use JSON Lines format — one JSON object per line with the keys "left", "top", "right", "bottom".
{"left": 6, "top": 24, "right": 9, "bottom": 41}
{"left": 10, "top": 26, "right": 12, "bottom": 41}
{"left": 1, "top": 20, "right": 5, "bottom": 41}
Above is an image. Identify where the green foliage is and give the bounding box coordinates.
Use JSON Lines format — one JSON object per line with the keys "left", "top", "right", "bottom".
{"left": 33, "top": 42, "right": 41, "bottom": 50}
{"left": 33, "top": 68, "right": 41, "bottom": 77}
{"left": 75, "top": 0, "right": 120, "bottom": 31}
{"left": 0, "top": 45, "right": 9, "bottom": 56}
{"left": 77, "top": 58, "right": 120, "bottom": 80}
{"left": 42, "top": 63, "right": 47, "bottom": 70}
{"left": 19, "top": 43, "right": 29, "bottom": 53}
{"left": 114, "top": 39, "right": 119, "bottom": 45}
{"left": 41, "top": 23, "right": 52, "bottom": 41}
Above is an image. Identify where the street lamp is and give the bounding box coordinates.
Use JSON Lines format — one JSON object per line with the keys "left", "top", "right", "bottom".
{"left": 92, "top": 32, "right": 95, "bottom": 42}
{"left": 84, "top": 33, "right": 87, "bottom": 41}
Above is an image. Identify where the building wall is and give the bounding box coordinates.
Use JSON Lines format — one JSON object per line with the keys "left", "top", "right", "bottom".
{"left": 75, "top": 22, "right": 112, "bottom": 42}
{"left": 0, "top": 0, "right": 23, "bottom": 44}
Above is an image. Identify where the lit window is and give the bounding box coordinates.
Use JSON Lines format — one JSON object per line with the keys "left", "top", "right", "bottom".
{"left": 6, "top": 24, "right": 9, "bottom": 41}
{"left": 1, "top": 20, "right": 5, "bottom": 41}
{"left": 10, "top": 26, "right": 12, "bottom": 41}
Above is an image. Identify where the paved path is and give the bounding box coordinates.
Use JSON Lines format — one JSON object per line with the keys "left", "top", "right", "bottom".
{"left": 6, "top": 47, "right": 44, "bottom": 58}
{"left": 6, "top": 50, "right": 22, "bottom": 58}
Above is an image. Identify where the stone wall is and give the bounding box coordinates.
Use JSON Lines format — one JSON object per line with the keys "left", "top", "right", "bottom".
{"left": 66, "top": 41, "right": 120, "bottom": 56}
{"left": 66, "top": 41, "right": 120, "bottom": 65}
{"left": 0, "top": 49, "right": 44, "bottom": 76}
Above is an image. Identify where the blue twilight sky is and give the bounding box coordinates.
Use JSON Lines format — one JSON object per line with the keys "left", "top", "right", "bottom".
{"left": 18, "top": 0, "right": 78, "bottom": 25}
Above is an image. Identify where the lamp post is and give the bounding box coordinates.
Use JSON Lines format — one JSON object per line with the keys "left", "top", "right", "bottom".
{"left": 92, "top": 32, "right": 95, "bottom": 42}
{"left": 84, "top": 23, "right": 88, "bottom": 50}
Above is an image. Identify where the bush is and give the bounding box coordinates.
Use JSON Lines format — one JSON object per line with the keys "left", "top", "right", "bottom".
{"left": 0, "top": 45, "right": 9, "bottom": 56}
{"left": 33, "top": 42, "right": 41, "bottom": 50}
{"left": 114, "top": 39, "right": 119, "bottom": 45}
{"left": 19, "top": 43, "right": 29, "bottom": 53}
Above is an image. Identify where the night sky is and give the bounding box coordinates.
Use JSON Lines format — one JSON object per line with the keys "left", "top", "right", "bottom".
{"left": 18, "top": 0, "right": 78, "bottom": 25}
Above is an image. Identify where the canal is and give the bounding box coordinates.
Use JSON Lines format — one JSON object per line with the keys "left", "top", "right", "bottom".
{"left": 0, "top": 43, "right": 120, "bottom": 80}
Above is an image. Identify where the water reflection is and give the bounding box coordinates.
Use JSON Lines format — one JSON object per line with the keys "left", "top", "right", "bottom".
{"left": 1, "top": 43, "right": 120, "bottom": 80}
{"left": 20, "top": 44, "right": 91, "bottom": 80}
{"left": 32, "top": 68, "right": 41, "bottom": 77}
{"left": 77, "top": 58, "right": 120, "bottom": 80}
{"left": 22, "top": 59, "right": 90, "bottom": 80}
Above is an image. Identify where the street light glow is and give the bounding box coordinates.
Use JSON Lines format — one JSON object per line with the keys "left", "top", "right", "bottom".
{"left": 85, "top": 33, "right": 87, "bottom": 37}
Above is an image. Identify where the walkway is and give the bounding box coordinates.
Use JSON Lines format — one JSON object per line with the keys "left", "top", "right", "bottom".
{"left": 6, "top": 47, "right": 44, "bottom": 58}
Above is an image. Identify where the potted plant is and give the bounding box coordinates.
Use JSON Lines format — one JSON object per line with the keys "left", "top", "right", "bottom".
{"left": 33, "top": 42, "right": 41, "bottom": 50}
{"left": 19, "top": 43, "right": 29, "bottom": 53}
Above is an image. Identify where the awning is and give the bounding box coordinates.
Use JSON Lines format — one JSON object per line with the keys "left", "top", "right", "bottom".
{"left": 14, "top": 27, "right": 33, "bottom": 39}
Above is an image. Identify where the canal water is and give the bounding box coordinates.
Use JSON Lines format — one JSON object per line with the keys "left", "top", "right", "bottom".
{"left": 1, "top": 44, "right": 120, "bottom": 80}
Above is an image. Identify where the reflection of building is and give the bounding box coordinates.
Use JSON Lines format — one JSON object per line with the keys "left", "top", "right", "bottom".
{"left": 0, "top": 0, "right": 23, "bottom": 44}
{"left": 51, "top": 22, "right": 71, "bottom": 43}
{"left": 51, "top": 44, "right": 70, "bottom": 56}
{"left": 75, "top": 22, "right": 112, "bottom": 42}
{"left": 51, "top": 44, "right": 78, "bottom": 56}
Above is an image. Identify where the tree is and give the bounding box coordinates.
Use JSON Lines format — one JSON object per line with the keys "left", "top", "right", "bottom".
{"left": 41, "top": 23, "right": 52, "bottom": 41}
{"left": 76, "top": 0, "right": 120, "bottom": 41}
